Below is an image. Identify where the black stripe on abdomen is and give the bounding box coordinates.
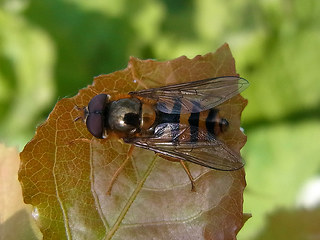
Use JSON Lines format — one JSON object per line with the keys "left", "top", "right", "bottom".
{"left": 206, "top": 108, "right": 219, "bottom": 136}
{"left": 157, "top": 99, "right": 181, "bottom": 143}
{"left": 188, "top": 112, "right": 200, "bottom": 142}
{"left": 157, "top": 99, "right": 181, "bottom": 124}
{"left": 170, "top": 100, "right": 181, "bottom": 143}
{"left": 188, "top": 102, "right": 200, "bottom": 142}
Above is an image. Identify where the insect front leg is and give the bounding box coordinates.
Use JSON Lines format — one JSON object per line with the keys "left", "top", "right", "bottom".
{"left": 73, "top": 105, "right": 88, "bottom": 122}
{"left": 106, "top": 145, "right": 135, "bottom": 195}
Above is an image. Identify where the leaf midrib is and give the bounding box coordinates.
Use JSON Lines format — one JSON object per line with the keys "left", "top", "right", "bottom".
{"left": 104, "top": 155, "right": 158, "bottom": 240}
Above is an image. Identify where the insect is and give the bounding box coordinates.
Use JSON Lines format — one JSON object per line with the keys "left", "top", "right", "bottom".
{"left": 82, "top": 76, "right": 249, "bottom": 194}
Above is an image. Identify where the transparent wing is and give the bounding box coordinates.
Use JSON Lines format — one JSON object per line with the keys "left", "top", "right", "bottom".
{"left": 125, "top": 123, "right": 244, "bottom": 171}
{"left": 129, "top": 76, "right": 249, "bottom": 114}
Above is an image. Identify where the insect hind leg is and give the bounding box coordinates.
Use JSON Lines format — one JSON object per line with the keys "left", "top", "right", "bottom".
{"left": 179, "top": 160, "right": 196, "bottom": 192}
{"left": 157, "top": 154, "right": 197, "bottom": 192}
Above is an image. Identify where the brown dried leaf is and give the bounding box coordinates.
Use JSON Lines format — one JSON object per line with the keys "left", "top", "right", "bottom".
{"left": 19, "top": 43, "right": 248, "bottom": 240}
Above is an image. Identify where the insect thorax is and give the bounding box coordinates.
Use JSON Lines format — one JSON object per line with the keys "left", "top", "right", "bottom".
{"left": 107, "top": 98, "right": 141, "bottom": 133}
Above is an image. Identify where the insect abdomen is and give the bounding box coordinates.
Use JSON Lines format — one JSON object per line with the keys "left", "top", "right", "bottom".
{"left": 157, "top": 108, "right": 229, "bottom": 143}
{"left": 205, "top": 109, "right": 229, "bottom": 136}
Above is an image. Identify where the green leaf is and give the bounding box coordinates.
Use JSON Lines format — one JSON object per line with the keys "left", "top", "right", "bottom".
{"left": 238, "top": 120, "right": 320, "bottom": 240}
{"left": 0, "top": 10, "right": 55, "bottom": 149}
{"left": 255, "top": 208, "right": 320, "bottom": 240}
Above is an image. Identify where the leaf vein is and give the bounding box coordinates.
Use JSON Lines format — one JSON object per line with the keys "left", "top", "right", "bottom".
{"left": 53, "top": 117, "right": 72, "bottom": 239}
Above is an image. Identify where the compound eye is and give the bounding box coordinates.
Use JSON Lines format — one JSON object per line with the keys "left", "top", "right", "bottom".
{"left": 86, "top": 94, "right": 110, "bottom": 139}
{"left": 86, "top": 113, "right": 104, "bottom": 138}
{"left": 88, "top": 94, "right": 109, "bottom": 113}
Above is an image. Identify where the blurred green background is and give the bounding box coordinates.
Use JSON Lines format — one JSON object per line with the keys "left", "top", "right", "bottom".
{"left": 1, "top": 0, "right": 320, "bottom": 239}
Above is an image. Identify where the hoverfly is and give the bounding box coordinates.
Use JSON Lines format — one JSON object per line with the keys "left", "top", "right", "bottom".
{"left": 82, "top": 76, "right": 249, "bottom": 193}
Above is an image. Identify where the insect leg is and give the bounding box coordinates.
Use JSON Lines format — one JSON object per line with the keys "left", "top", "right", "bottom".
{"left": 73, "top": 105, "right": 88, "bottom": 123}
{"left": 179, "top": 160, "right": 196, "bottom": 192}
{"left": 106, "top": 145, "right": 135, "bottom": 195}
